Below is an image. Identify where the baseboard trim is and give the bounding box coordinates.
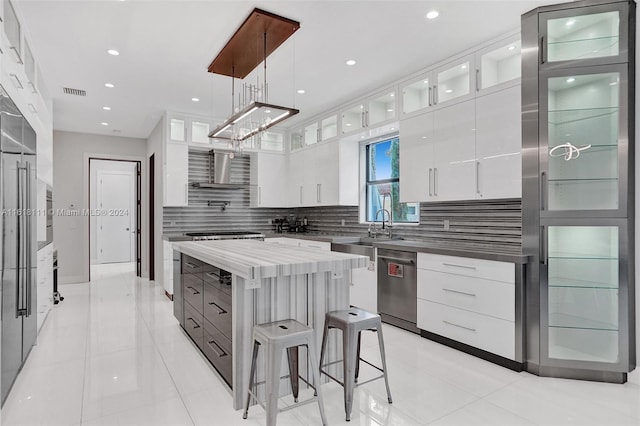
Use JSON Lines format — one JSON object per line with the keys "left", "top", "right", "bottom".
{"left": 420, "top": 329, "right": 524, "bottom": 372}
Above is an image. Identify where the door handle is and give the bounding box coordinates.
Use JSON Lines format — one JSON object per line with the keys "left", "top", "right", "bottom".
{"left": 26, "top": 161, "right": 32, "bottom": 317}
{"left": 207, "top": 339, "right": 228, "bottom": 357}
{"left": 208, "top": 301, "right": 227, "bottom": 315}
{"left": 377, "top": 255, "right": 415, "bottom": 265}
{"left": 434, "top": 168, "right": 438, "bottom": 196}
{"left": 476, "top": 161, "right": 481, "bottom": 196}
{"left": 15, "top": 161, "right": 22, "bottom": 318}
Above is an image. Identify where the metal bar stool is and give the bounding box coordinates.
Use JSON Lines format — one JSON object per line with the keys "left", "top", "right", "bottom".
{"left": 243, "top": 319, "right": 327, "bottom": 426}
{"left": 319, "top": 307, "right": 392, "bottom": 421}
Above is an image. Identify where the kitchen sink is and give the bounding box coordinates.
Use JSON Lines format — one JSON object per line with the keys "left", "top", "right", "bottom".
{"left": 331, "top": 242, "right": 374, "bottom": 261}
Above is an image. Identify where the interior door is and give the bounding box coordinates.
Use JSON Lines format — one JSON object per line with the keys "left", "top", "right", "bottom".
{"left": 98, "top": 171, "right": 134, "bottom": 263}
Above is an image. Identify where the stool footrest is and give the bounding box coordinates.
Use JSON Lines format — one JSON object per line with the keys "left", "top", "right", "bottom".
{"left": 359, "top": 357, "right": 385, "bottom": 373}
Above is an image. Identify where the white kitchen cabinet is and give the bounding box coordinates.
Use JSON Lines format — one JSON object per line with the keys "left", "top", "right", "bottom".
{"left": 291, "top": 113, "right": 340, "bottom": 152}
{"left": 163, "top": 240, "right": 174, "bottom": 296}
{"left": 399, "top": 111, "right": 434, "bottom": 203}
{"left": 341, "top": 86, "right": 397, "bottom": 135}
{"left": 431, "top": 99, "right": 477, "bottom": 201}
{"left": 250, "top": 152, "right": 288, "bottom": 207}
{"left": 475, "top": 85, "right": 522, "bottom": 199}
{"left": 164, "top": 142, "right": 189, "bottom": 206}
{"left": 475, "top": 34, "right": 521, "bottom": 96}
{"left": 288, "top": 140, "right": 358, "bottom": 207}
{"left": 416, "top": 252, "right": 516, "bottom": 360}
{"left": 350, "top": 262, "right": 377, "bottom": 313}
{"left": 401, "top": 72, "right": 433, "bottom": 116}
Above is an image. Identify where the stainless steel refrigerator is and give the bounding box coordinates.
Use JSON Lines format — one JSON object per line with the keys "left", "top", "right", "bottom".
{"left": 0, "top": 86, "right": 37, "bottom": 404}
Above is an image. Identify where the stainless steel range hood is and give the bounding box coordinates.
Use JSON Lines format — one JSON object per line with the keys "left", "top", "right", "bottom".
{"left": 191, "top": 151, "right": 247, "bottom": 189}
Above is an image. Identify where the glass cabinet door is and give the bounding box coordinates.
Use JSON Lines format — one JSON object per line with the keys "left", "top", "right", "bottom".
{"left": 169, "top": 118, "right": 186, "bottom": 142}
{"left": 541, "top": 4, "right": 629, "bottom": 67}
{"left": 342, "top": 104, "right": 365, "bottom": 134}
{"left": 304, "top": 122, "right": 319, "bottom": 146}
{"left": 259, "top": 131, "right": 284, "bottom": 152}
{"left": 321, "top": 115, "right": 337, "bottom": 141}
{"left": 541, "top": 67, "right": 626, "bottom": 215}
{"left": 435, "top": 58, "right": 473, "bottom": 105}
{"left": 544, "top": 225, "right": 622, "bottom": 365}
{"left": 368, "top": 91, "right": 396, "bottom": 126}
{"left": 191, "top": 121, "right": 210, "bottom": 143}
{"left": 402, "top": 75, "right": 431, "bottom": 115}
{"left": 290, "top": 128, "right": 304, "bottom": 151}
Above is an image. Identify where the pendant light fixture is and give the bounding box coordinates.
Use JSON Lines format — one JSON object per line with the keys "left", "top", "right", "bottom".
{"left": 207, "top": 8, "right": 300, "bottom": 151}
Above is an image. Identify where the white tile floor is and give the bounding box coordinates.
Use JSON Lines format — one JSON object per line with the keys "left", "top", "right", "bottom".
{"left": 3, "top": 263, "right": 640, "bottom": 425}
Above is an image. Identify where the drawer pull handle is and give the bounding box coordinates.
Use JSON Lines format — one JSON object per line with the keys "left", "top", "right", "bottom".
{"left": 208, "top": 301, "right": 227, "bottom": 315}
{"left": 443, "top": 320, "right": 476, "bottom": 332}
{"left": 187, "top": 317, "right": 200, "bottom": 329}
{"left": 443, "top": 288, "right": 476, "bottom": 297}
{"left": 442, "top": 262, "right": 476, "bottom": 270}
{"left": 185, "top": 262, "right": 199, "bottom": 269}
{"left": 205, "top": 272, "right": 221, "bottom": 281}
{"left": 186, "top": 286, "right": 200, "bottom": 295}
{"left": 207, "top": 339, "right": 228, "bottom": 357}
{"left": 378, "top": 255, "right": 415, "bottom": 265}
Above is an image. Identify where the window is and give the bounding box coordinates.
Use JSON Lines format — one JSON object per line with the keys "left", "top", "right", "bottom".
{"left": 365, "top": 137, "right": 419, "bottom": 223}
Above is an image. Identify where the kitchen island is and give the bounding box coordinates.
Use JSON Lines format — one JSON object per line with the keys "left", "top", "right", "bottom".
{"left": 171, "top": 239, "right": 368, "bottom": 410}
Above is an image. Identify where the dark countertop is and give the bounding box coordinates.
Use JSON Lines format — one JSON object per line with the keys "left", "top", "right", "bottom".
{"left": 372, "top": 240, "right": 528, "bottom": 264}
{"left": 162, "top": 233, "right": 192, "bottom": 242}
{"left": 264, "top": 232, "right": 361, "bottom": 243}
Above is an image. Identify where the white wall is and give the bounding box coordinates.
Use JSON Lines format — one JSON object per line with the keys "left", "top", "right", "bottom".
{"left": 53, "top": 130, "right": 148, "bottom": 283}
{"left": 89, "top": 160, "right": 137, "bottom": 264}
{"left": 146, "top": 119, "right": 164, "bottom": 284}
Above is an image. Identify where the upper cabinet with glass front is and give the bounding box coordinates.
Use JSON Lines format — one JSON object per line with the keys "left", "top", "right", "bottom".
{"left": 475, "top": 35, "right": 522, "bottom": 95}
{"left": 341, "top": 87, "right": 397, "bottom": 135}
{"left": 540, "top": 2, "right": 630, "bottom": 69}
{"left": 290, "top": 112, "right": 340, "bottom": 152}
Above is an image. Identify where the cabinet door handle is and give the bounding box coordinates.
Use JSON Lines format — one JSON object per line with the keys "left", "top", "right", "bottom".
{"left": 475, "top": 69, "right": 480, "bottom": 92}
{"left": 258, "top": 186, "right": 262, "bottom": 205}
{"left": 433, "top": 85, "right": 438, "bottom": 104}
{"left": 442, "top": 262, "right": 476, "bottom": 270}
{"left": 317, "top": 128, "right": 321, "bottom": 142}
{"left": 443, "top": 320, "right": 476, "bottom": 332}
{"left": 540, "top": 171, "right": 547, "bottom": 211}
{"left": 443, "top": 288, "right": 477, "bottom": 297}
{"left": 187, "top": 317, "right": 201, "bottom": 329}
{"left": 184, "top": 184, "right": 188, "bottom": 204}
{"left": 9, "top": 74, "right": 23, "bottom": 89}
{"left": 361, "top": 111, "right": 365, "bottom": 128}
{"left": 476, "top": 161, "right": 481, "bottom": 196}
{"left": 207, "top": 339, "right": 228, "bottom": 357}
{"left": 185, "top": 262, "right": 199, "bottom": 269}
{"left": 299, "top": 185, "right": 303, "bottom": 204}
{"left": 428, "top": 87, "right": 432, "bottom": 106}
{"left": 365, "top": 110, "right": 369, "bottom": 126}
{"left": 205, "top": 272, "right": 221, "bottom": 282}
{"left": 540, "top": 36, "right": 546, "bottom": 64}
{"left": 186, "top": 286, "right": 200, "bottom": 295}
{"left": 378, "top": 255, "right": 415, "bottom": 265}
{"left": 317, "top": 183, "right": 321, "bottom": 203}
{"left": 428, "top": 168, "right": 433, "bottom": 196}
{"left": 434, "top": 168, "right": 438, "bottom": 196}
{"left": 208, "top": 301, "right": 227, "bottom": 315}
{"left": 541, "top": 225, "right": 548, "bottom": 265}
{"left": 9, "top": 47, "right": 22, "bottom": 64}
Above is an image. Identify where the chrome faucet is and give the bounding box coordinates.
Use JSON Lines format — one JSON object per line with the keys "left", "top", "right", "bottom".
{"left": 374, "top": 208, "right": 392, "bottom": 238}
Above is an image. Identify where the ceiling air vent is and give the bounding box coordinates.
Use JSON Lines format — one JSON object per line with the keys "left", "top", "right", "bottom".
{"left": 62, "top": 87, "right": 86, "bottom": 96}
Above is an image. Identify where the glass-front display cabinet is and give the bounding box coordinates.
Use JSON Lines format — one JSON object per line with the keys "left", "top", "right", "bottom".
{"left": 522, "top": 0, "right": 635, "bottom": 383}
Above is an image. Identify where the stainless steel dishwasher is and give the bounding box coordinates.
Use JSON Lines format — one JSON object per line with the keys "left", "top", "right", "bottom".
{"left": 377, "top": 248, "right": 419, "bottom": 333}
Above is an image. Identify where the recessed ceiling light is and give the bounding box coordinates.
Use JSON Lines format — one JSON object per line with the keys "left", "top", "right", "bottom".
{"left": 346, "top": 123, "right": 352, "bottom": 127}
{"left": 390, "top": 93, "right": 395, "bottom": 97}
{"left": 104, "top": 83, "right": 115, "bottom": 88}
{"left": 387, "top": 109, "right": 393, "bottom": 112}
{"left": 424, "top": 80, "right": 429, "bottom": 84}
{"left": 103, "top": 106, "right": 111, "bottom": 110}
{"left": 422, "top": 136, "right": 427, "bottom": 139}
{"left": 426, "top": 10, "right": 439, "bottom": 19}
{"left": 461, "top": 64, "right": 467, "bottom": 69}
{"left": 566, "top": 77, "right": 575, "bottom": 83}
{"left": 445, "top": 89, "right": 453, "bottom": 93}
{"left": 297, "top": 89, "right": 305, "bottom": 94}
{"left": 191, "top": 97, "right": 200, "bottom": 102}
{"left": 390, "top": 127, "right": 395, "bottom": 130}
{"left": 346, "top": 59, "right": 356, "bottom": 66}
{"left": 101, "top": 122, "right": 109, "bottom": 126}
{"left": 508, "top": 45, "right": 516, "bottom": 51}
{"left": 107, "top": 49, "right": 120, "bottom": 56}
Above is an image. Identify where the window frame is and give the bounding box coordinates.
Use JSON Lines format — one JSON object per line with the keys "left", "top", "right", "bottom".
{"left": 359, "top": 134, "right": 419, "bottom": 225}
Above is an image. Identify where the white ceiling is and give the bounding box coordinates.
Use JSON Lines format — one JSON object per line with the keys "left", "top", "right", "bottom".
{"left": 15, "top": 0, "right": 569, "bottom": 140}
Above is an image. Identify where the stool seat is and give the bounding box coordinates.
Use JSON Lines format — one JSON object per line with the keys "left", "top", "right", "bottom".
{"left": 244, "top": 319, "right": 327, "bottom": 426}
{"left": 254, "top": 319, "right": 315, "bottom": 342}
{"left": 320, "top": 307, "right": 392, "bottom": 422}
